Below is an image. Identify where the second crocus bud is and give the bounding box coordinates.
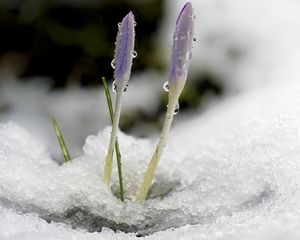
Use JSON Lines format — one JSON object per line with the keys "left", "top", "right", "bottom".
{"left": 168, "top": 2, "right": 195, "bottom": 99}
{"left": 136, "top": 2, "right": 195, "bottom": 202}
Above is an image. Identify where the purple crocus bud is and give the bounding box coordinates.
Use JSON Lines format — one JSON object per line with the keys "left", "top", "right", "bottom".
{"left": 113, "top": 11, "right": 136, "bottom": 93}
{"left": 136, "top": 3, "right": 195, "bottom": 202}
{"left": 103, "top": 12, "right": 135, "bottom": 184}
{"left": 168, "top": 2, "right": 195, "bottom": 97}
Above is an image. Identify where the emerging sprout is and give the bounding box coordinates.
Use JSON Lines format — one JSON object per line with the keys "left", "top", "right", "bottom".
{"left": 51, "top": 116, "right": 71, "bottom": 162}
{"left": 136, "top": 2, "right": 195, "bottom": 202}
{"left": 103, "top": 12, "right": 136, "bottom": 184}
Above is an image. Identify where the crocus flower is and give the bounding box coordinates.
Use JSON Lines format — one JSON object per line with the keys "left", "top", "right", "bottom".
{"left": 114, "top": 11, "right": 136, "bottom": 91}
{"left": 103, "top": 12, "right": 136, "bottom": 184}
{"left": 168, "top": 2, "right": 194, "bottom": 98}
{"left": 136, "top": 2, "right": 195, "bottom": 202}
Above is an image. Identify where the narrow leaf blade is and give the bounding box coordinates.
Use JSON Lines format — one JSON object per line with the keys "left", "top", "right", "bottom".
{"left": 51, "top": 117, "right": 71, "bottom": 162}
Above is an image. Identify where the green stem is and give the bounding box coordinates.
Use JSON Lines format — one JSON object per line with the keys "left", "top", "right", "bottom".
{"left": 51, "top": 116, "right": 71, "bottom": 162}
{"left": 102, "top": 77, "right": 124, "bottom": 202}
{"left": 136, "top": 97, "right": 177, "bottom": 202}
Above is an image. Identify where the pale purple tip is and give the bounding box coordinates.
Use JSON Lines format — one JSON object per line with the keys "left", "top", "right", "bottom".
{"left": 114, "top": 11, "right": 136, "bottom": 89}
{"left": 169, "top": 2, "right": 195, "bottom": 92}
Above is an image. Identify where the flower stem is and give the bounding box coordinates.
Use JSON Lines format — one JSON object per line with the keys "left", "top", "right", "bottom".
{"left": 102, "top": 77, "right": 124, "bottom": 202}
{"left": 51, "top": 116, "right": 71, "bottom": 162}
{"left": 136, "top": 97, "right": 177, "bottom": 202}
{"left": 103, "top": 81, "right": 124, "bottom": 185}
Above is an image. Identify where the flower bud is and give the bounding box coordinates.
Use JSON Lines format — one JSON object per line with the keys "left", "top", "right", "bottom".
{"left": 113, "top": 11, "right": 136, "bottom": 93}
{"left": 168, "top": 2, "right": 195, "bottom": 97}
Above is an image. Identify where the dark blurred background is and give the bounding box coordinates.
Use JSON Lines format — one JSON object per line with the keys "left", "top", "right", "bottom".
{"left": 0, "top": 0, "right": 223, "bottom": 159}
{"left": 0, "top": 0, "right": 167, "bottom": 86}
{"left": 0, "top": 0, "right": 221, "bottom": 99}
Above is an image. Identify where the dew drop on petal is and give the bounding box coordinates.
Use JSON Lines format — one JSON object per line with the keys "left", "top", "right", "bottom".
{"left": 111, "top": 59, "right": 116, "bottom": 69}
{"left": 118, "top": 22, "right": 121, "bottom": 27}
{"left": 186, "top": 51, "right": 192, "bottom": 60}
{"left": 112, "top": 81, "right": 117, "bottom": 93}
{"left": 163, "top": 81, "right": 169, "bottom": 92}
{"left": 132, "top": 50, "right": 137, "bottom": 58}
{"left": 193, "top": 37, "right": 196, "bottom": 42}
{"left": 134, "top": 21, "right": 137, "bottom": 26}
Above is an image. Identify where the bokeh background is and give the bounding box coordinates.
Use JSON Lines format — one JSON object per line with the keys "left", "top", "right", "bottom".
{"left": 0, "top": 0, "right": 222, "bottom": 161}
{"left": 0, "top": 0, "right": 168, "bottom": 86}
{"left": 1, "top": 0, "right": 298, "bottom": 161}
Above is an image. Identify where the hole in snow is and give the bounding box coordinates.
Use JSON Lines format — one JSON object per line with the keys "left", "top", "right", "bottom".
{"left": 0, "top": 183, "right": 276, "bottom": 236}
{"left": 110, "top": 176, "right": 181, "bottom": 201}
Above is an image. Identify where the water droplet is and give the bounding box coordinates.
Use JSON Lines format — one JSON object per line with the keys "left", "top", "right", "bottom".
{"left": 111, "top": 81, "right": 117, "bottom": 93}
{"left": 112, "top": 81, "right": 117, "bottom": 93}
{"left": 193, "top": 37, "right": 196, "bottom": 42}
{"left": 124, "top": 84, "right": 128, "bottom": 92}
{"left": 132, "top": 50, "right": 137, "bottom": 58}
{"left": 134, "top": 21, "right": 137, "bottom": 26}
{"left": 112, "top": 81, "right": 128, "bottom": 93}
{"left": 166, "top": 103, "right": 180, "bottom": 115}
{"left": 174, "top": 36, "right": 179, "bottom": 41}
{"left": 111, "top": 59, "right": 115, "bottom": 69}
{"left": 163, "top": 81, "right": 169, "bottom": 92}
{"left": 186, "top": 51, "right": 192, "bottom": 60}
{"left": 174, "top": 103, "right": 180, "bottom": 115}
{"left": 118, "top": 22, "right": 121, "bottom": 27}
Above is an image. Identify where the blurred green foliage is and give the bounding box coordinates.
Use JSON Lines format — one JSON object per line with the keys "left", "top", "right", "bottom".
{"left": 0, "top": 0, "right": 223, "bottom": 133}
{"left": 0, "top": 0, "right": 164, "bottom": 86}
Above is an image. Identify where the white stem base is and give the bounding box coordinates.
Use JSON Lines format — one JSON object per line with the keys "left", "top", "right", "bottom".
{"left": 136, "top": 97, "right": 177, "bottom": 202}
{"left": 103, "top": 92, "right": 123, "bottom": 184}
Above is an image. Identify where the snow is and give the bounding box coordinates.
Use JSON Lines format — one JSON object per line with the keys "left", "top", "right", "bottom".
{"left": 2, "top": 79, "right": 300, "bottom": 239}
{"left": 0, "top": 75, "right": 300, "bottom": 239}
{"left": 0, "top": 71, "right": 161, "bottom": 161}
{"left": 1, "top": 0, "right": 300, "bottom": 239}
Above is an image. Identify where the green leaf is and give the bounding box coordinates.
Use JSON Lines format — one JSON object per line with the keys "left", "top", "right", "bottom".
{"left": 51, "top": 117, "right": 72, "bottom": 162}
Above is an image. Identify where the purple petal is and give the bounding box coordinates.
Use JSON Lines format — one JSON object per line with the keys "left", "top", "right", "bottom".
{"left": 114, "top": 12, "right": 135, "bottom": 88}
{"left": 169, "top": 2, "right": 194, "bottom": 92}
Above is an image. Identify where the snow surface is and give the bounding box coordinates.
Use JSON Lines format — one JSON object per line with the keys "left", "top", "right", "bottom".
{"left": 2, "top": 0, "right": 300, "bottom": 239}
{"left": 2, "top": 75, "right": 300, "bottom": 239}
{"left": 0, "top": 71, "right": 162, "bottom": 160}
